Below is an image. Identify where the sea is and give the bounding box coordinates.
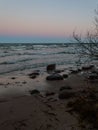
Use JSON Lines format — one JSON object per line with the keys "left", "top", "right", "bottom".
{"left": 0, "top": 43, "right": 96, "bottom": 76}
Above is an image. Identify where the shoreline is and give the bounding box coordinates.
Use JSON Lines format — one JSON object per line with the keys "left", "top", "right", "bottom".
{"left": 0, "top": 65, "right": 91, "bottom": 97}
{"left": 0, "top": 64, "right": 98, "bottom": 130}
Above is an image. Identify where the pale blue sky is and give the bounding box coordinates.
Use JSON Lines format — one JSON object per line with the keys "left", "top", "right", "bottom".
{"left": 0, "top": 0, "right": 98, "bottom": 43}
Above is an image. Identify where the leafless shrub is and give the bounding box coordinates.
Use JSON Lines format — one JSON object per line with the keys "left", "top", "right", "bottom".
{"left": 73, "top": 7, "right": 98, "bottom": 57}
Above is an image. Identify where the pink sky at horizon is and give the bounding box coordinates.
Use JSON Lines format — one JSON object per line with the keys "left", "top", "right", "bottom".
{"left": 0, "top": 0, "right": 97, "bottom": 42}
{"left": 0, "top": 15, "right": 91, "bottom": 37}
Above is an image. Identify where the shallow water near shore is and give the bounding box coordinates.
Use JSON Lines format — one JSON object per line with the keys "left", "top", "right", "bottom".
{"left": 0, "top": 43, "right": 94, "bottom": 76}
{"left": 0, "top": 43, "right": 98, "bottom": 97}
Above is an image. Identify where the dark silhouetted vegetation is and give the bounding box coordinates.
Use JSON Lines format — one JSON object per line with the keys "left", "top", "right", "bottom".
{"left": 73, "top": 7, "right": 98, "bottom": 57}
{"left": 67, "top": 87, "right": 98, "bottom": 129}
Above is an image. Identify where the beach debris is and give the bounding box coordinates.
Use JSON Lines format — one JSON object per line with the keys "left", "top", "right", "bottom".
{"left": 59, "top": 86, "right": 72, "bottom": 91}
{"left": 46, "top": 73, "right": 63, "bottom": 80}
{"left": 58, "top": 91, "right": 75, "bottom": 99}
{"left": 46, "top": 64, "right": 56, "bottom": 73}
{"left": 29, "top": 89, "right": 40, "bottom": 95}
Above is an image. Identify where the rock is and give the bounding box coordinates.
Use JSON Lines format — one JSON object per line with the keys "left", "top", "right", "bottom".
{"left": 22, "top": 81, "right": 27, "bottom": 84}
{"left": 88, "top": 73, "right": 98, "bottom": 80}
{"left": 28, "top": 71, "right": 40, "bottom": 76}
{"left": 46, "top": 64, "right": 56, "bottom": 73}
{"left": 11, "top": 77, "right": 16, "bottom": 80}
{"left": 59, "top": 86, "right": 72, "bottom": 91}
{"left": 63, "top": 74, "right": 68, "bottom": 78}
{"left": 82, "top": 65, "right": 94, "bottom": 71}
{"left": 29, "top": 89, "right": 40, "bottom": 95}
{"left": 45, "top": 92, "right": 55, "bottom": 96}
{"left": 46, "top": 73, "right": 63, "bottom": 80}
{"left": 91, "top": 69, "right": 98, "bottom": 75}
{"left": 59, "top": 91, "right": 75, "bottom": 99}
{"left": 28, "top": 70, "right": 40, "bottom": 79}
{"left": 29, "top": 75, "right": 37, "bottom": 79}
{"left": 71, "top": 69, "right": 79, "bottom": 74}
{"left": 54, "top": 69, "right": 64, "bottom": 73}
{"left": 77, "top": 68, "right": 82, "bottom": 73}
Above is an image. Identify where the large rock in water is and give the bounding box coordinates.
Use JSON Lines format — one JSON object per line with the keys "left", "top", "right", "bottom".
{"left": 46, "top": 73, "right": 63, "bottom": 80}
{"left": 46, "top": 64, "right": 56, "bottom": 73}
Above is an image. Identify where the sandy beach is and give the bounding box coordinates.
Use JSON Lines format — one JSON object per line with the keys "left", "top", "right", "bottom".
{"left": 0, "top": 64, "right": 98, "bottom": 130}
{"left": 0, "top": 0, "right": 98, "bottom": 129}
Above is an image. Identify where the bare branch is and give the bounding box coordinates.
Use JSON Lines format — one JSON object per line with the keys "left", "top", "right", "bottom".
{"left": 73, "top": 6, "right": 98, "bottom": 57}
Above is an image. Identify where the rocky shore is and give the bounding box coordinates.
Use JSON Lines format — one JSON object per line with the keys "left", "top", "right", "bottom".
{"left": 0, "top": 64, "right": 98, "bottom": 130}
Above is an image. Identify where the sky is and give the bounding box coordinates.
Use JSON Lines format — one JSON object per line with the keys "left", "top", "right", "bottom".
{"left": 0, "top": 0, "right": 98, "bottom": 43}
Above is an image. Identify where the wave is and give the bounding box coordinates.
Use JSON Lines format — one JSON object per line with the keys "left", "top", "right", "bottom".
{"left": 0, "top": 59, "right": 76, "bottom": 75}
{"left": 0, "top": 58, "right": 33, "bottom": 65}
{"left": 0, "top": 43, "right": 91, "bottom": 76}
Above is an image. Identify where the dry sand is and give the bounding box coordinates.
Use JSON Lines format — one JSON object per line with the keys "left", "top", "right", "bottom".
{"left": 0, "top": 68, "right": 98, "bottom": 130}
